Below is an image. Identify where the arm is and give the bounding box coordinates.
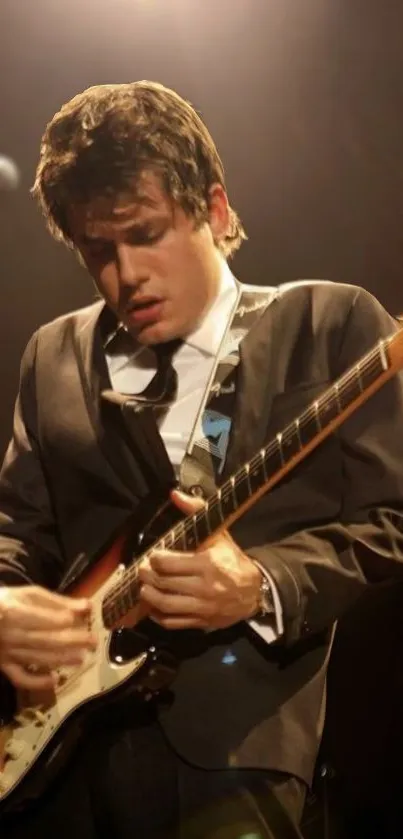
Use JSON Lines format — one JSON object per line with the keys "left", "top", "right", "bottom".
{"left": 0, "top": 333, "right": 95, "bottom": 689}
{"left": 0, "top": 331, "right": 65, "bottom": 588}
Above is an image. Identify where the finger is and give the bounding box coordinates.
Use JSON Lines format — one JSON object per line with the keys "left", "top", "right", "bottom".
{"left": 140, "top": 585, "right": 208, "bottom": 617}
{"left": 146, "top": 552, "right": 200, "bottom": 576}
{"left": 9, "top": 647, "right": 85, "bottom": 668}
{"left": 5, "top": 627, "right": 97, "bottom": 652}
{"left": 149, "top": 612, "right": 209, "bottom": 630}
{"left": 0, "top": 601, "right": 91, "bottom": 632}
{"left": 170, "top": 489, "right": 205, "bottom": 514}
{"left": 139, "top": 569, "right": 204, "bottom": 597}
{"left": 27, "top": 587, "right": 91, "bottom": 614}
{"left": 1, "top": 661, "right": 55, "bottom": 692}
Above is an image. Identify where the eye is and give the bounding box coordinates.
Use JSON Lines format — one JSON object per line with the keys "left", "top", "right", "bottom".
{"left": 130, "top": 227, "right": 166, "bottom": 247}
{"left": 84, "top": 240, "right": 114, "bottom": 260}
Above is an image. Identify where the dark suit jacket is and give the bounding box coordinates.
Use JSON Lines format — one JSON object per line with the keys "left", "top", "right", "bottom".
{"left": 1, "top": 279, "right": 403, "bottom": 786}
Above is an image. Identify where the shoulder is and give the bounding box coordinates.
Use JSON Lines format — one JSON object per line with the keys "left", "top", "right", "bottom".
{"left": 239, "top": 278, "right": 363, "bottom": 310}
{"left": 36, "top": 300, "right": 105, "bottom": 341}
{"left": 277, "top": 278, "right": 390, "bottom": 317}
{"left": 250, "top": 278, "right": 389, "bottom": 330}
{"left": 277, "top": 279, "right": 361, "bottom": 309}
{"left": 19, "top": 300, "right": 105, "bottom": 374}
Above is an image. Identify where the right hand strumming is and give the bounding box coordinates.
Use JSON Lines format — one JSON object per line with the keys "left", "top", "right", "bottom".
{"left": 0, "top": 585, "right": 95, "bottom": 690}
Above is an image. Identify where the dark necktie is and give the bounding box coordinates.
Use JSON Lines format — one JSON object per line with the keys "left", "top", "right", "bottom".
{"left": 133, "top": 339, "right": 181, "bottom": 408}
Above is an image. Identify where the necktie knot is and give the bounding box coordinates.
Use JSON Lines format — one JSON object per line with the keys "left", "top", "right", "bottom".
{"left": 135, "top": 338, "right": 182, "bottom": 406}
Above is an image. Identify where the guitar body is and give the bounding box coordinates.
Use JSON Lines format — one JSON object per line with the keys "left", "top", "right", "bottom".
{"left": 0, "top": 493, "right": 180, "bottom": 815}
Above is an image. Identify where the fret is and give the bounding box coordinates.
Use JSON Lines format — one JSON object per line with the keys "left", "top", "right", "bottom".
{"left": 317, "top": 393, "right": 339, "bottom": 426}
{"left": 379, "top": 339, "right": 389, "bottom": 371}
{"left": 248, "top": 457, "right": 266, "bottom": 493}
{"left": 179, "top": 525, "right": 189, "bottom": 551}
{"left": 183, "top": 518, "right": 197, "bottom": 551}
{"left": 122, "top": 587, "right": 134, "bottom": 613}
{"left": 216, "top": 488, "right": 225, "bottom": 523}
{"left": 232, "top": 474, "right": 249, "bottom": 508}
{"left": 264, "top": 441, "right": 284, "bottom": 475}
{"left": 297, "top": 411, "right": 321, "bottom": 447}
{"left": 338, "top": 373, "right": 361, "bottom": 410}
{"left": 276, "top": 432, "right": 285, "bottom": 466}
{"left": 260, "top": 448, "right": 268, "bottom": 482}
{"left": 358, "top": 360, "right": 376, "bottom": 389}
{"left": 206, "top": 497, "right": 224, "bottom": 533}
{"left": 232, "top": 466, "right": 252, "bottom": 505}
{"left": 334, "top": 382, "right": 342, "bottom": 412}
{"left": 355, "top": 363, "right": 364, "bottom": 393}
{"left": 295, "top": 418, "right": 302, "bottom": 450}
{"left": 359, "top": 348, "right": 387, "bottom": 387}
{"left": 128, "top": 568, "right": 141, "bottom": 602}
{"left": 244, "top": 463, "right": 252, "bottom": 495}
{"left": 279, "top": 424, "right": 301, "bottom": 460}
{"left": 313, "top": 401, "right": 322, "bottom": 432}
{"left": 230, "top": 475, "right": 237, "bottom": 507}
{"left": 194, "top": 511, "right": 210, "bottom": 546}
{"left": 171, "top": 523, "right": 189, "bottom": 551}
{"left": 220, "top": 484, "right": 235, "bottom": 517}
{"left": 102, "top": 601, "right": 118, "bottom": 629}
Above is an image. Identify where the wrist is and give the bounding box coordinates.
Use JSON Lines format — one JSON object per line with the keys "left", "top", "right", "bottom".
{"left": 251, "top": 563, "right": 275, "bottom": 619}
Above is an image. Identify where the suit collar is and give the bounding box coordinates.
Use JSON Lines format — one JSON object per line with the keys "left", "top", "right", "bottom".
{"left": 223, "top": 284, "right": 279, "bottom": 477}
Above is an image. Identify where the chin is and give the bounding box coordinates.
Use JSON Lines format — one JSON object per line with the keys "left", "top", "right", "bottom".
{"left": 136, "top": 321, "right": 176, "bottom": 346}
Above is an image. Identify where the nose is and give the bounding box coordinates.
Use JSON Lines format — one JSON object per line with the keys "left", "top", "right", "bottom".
{"left": 116, "top": 242, "right": 142, "bottom": 286}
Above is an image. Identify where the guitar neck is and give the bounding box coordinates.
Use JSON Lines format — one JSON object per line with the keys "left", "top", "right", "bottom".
{"left": 102, "top": 330, "right": 403, "bottom": 628}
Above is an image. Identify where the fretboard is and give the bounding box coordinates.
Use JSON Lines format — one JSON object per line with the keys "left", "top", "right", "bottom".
{"left": 102, "top": 336, "right": 392, "bottom": 628}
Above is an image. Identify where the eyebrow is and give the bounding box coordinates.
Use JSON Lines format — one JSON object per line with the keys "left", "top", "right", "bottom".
{"left": 78, "top": 218, "right": 163, "bottom": 244}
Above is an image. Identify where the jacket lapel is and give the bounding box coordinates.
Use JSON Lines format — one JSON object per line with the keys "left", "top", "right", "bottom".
{"left": 223, "top": 289, "right": 281, "bottom": 478}
{"left": 74, "top": 302, "right": 170, "bottom": 500}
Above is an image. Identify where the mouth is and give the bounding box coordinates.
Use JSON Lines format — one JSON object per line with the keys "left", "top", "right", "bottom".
{"left": 124, "top": 297, "right": 165, "bottom": 326}
{"left": 126, "top": 296, "right": 162, "bottom": 313}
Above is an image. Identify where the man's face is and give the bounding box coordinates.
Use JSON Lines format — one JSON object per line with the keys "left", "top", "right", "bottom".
{"left": 68, "top": 172, "right": 229, "bottom": 345}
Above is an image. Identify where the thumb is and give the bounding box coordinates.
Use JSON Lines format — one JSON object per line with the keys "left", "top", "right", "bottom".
{"left": 170, "top": 488, "right": 205, "bottom": 514}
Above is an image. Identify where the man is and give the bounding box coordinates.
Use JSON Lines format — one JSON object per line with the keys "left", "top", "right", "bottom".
{"left": 0, "top": 81, "right": 403, "bottom": 839}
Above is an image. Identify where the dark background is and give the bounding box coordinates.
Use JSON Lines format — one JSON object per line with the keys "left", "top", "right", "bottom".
{"left": 2, "top": 2, "right": 403, "bottom": 832}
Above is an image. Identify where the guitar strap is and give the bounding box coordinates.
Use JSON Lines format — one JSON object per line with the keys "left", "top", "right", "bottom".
{"left": 179, "top": 283, "right": 277, "bottom": 497}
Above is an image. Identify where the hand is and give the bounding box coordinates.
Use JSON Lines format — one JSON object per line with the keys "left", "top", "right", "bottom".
{"left": 138, "top": 489, "right": 262, "bottom": 631}
{"left": 0, "top": 585, "right": 96, "bottom": 690}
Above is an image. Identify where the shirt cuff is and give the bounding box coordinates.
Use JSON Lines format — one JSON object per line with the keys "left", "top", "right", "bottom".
{"left": 247, "top": 561, "right": 284, "bottom": 644}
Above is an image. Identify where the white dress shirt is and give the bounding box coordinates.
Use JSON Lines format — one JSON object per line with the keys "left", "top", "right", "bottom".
{"left": 105, "top": 260, "right": 283, "bottom": 643}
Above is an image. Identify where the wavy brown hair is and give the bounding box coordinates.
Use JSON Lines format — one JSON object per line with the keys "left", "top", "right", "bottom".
{"left": 32, "top": 81, "right": 246, "bottom": 258}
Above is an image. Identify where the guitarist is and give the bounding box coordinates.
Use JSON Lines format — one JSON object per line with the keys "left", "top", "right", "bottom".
{"left": 1, "top": 81, "right": 403, "bottom": 839}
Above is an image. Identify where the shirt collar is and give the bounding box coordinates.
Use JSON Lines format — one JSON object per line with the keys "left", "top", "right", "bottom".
{"left": 183, "top": 260, "right": 237, "bottom": 356}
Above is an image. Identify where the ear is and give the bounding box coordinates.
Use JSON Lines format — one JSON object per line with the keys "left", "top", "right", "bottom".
{"left": 207, "top": 183, "right": 230, "bottom": 242}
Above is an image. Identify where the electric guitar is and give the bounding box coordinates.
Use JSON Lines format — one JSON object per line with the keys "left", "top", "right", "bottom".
{"left": 0, "top": 328, "right": 403, "bottom": 814}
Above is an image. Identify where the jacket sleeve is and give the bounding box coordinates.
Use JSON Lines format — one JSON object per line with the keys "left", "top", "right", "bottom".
{"left": 239, "top": 287, "right": 403, "bottom": 645}
{"left": 0, "top": 331, "right": 65, "bottom": 588}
